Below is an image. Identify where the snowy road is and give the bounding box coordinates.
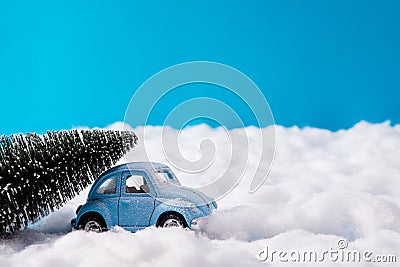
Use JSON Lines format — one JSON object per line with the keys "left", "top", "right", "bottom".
{"left": 1, "top": 122, "right": 399, "bottom": 267}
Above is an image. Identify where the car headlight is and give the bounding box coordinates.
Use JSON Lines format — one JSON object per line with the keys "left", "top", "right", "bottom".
{"left": 190, "top": 204, "right": 198, "bottom": 213}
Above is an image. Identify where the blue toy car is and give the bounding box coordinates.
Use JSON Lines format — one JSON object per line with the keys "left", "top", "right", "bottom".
{"left": 71, "top": 162, "right": 217, "bottom": 232}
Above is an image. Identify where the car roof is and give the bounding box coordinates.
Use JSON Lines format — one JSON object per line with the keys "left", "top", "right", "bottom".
{"left": 98, "top": 162, "right": 169, "bottom": 178}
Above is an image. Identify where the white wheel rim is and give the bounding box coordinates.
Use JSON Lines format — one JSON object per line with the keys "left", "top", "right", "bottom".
{"left": 84, "top": 220, "right": 102, "bottom": 232}
{"left": 163, "top": 218, "right": 182, "bottom": 228}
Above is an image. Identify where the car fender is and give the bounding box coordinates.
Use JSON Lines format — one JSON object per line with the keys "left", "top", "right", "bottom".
{"left": 149, "top": 201, "right": 193, "bottom": 227}
{"left": 76, "top": 200, "right": 116, "bottom": 229}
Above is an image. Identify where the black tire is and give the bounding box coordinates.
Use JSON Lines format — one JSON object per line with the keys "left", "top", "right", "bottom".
{"left": 157, "top": 213, "right": 187, "bottom": 228}
{"left": 79, "top": 214, "right": 106, "bottom": 233}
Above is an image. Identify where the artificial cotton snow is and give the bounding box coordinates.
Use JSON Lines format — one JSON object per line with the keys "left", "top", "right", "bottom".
{"left": 1, "top": 121, "right": 399, "bottom": 267}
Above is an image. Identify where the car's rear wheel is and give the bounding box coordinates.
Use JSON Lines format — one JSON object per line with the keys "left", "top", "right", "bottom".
{"left": 158, "top": 213, "right": 186, "bottom": 228}
{"left": 80, "top": 215, "right": 106, "bottom": 233}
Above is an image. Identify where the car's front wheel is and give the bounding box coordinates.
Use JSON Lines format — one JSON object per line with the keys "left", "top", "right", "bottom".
{"left": 158, "top": 213, "right": 187, "bottom": 228}
{"left": 80, "top": 215, "right": 106, "bottom": 233}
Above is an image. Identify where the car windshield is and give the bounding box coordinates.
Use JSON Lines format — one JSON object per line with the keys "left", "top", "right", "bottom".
{"left": 152, "top": 168, "right": 181, "bottom": 187}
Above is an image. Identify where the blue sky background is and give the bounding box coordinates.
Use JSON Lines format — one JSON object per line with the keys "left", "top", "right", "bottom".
{"left": 0, "top": 0, "right": 399, "bottom": 135}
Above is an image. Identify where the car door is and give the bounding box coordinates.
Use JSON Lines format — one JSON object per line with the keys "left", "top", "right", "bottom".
{"left": 118, "top": 171, "right": 155, "bottom": 227}
{"left": 89, "top": 173, "right": 121, "bottom": 227}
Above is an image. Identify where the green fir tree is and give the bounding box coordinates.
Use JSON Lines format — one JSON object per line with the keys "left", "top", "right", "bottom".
{"left": 0, "top": 129, "right": 137, "bottom": 236}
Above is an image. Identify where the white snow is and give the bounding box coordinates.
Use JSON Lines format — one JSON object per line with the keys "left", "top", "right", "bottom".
{"left": 1, "top": 121, "right": 400, "bottom": 267}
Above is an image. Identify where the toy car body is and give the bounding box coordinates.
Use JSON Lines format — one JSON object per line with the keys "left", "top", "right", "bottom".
{"left": 71, "top": 162, "right": 217, "bottom": 232}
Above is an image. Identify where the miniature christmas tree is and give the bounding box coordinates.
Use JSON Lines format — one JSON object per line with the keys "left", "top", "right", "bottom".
{"left": 0, "top": 129, "right": 137, "bottom": 236}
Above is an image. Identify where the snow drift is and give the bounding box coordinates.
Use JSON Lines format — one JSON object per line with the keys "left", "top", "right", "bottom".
{"left": 1, "top": 121, "right": 399, "bottom": 267}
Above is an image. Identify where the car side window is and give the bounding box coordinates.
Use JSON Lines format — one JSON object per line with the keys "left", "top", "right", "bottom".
{"left": 97, "top": 177, "right": 117, "bottom": 195}
{"left": 126, "top": 174, "right": 150, "bottom": 193}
